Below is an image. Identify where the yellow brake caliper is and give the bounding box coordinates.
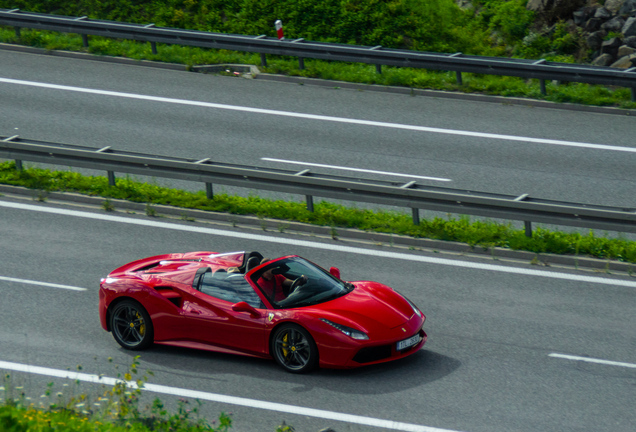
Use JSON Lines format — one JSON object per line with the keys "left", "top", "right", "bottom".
{"left": 136, "top": 312, "right": 145, "bottom": 336}
{"left": 282, "top": 333, "right": 289, "bottom": 358}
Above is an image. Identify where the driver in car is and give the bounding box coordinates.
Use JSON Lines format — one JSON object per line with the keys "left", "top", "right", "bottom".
{"left": 257, "top": 259, "right": 293, "bottom": 302}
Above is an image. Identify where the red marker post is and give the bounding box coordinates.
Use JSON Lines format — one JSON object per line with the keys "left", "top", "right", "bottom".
{"left": 275, "top": 20, "right": 284, "bottom": 40}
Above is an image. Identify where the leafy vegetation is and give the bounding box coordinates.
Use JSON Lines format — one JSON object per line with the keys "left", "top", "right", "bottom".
{"left": 1, "top": 161, "right": 635, "bottom": 264}
{"left": 0, "top": 0, "right": 634, "bottom": 108}
{"left": 1, "top": 356, "right": 234, "bottom": 431}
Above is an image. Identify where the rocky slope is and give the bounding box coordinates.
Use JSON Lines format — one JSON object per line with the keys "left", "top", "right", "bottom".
{"left": 526, "top": 0, "right": 636, "bottom": 67}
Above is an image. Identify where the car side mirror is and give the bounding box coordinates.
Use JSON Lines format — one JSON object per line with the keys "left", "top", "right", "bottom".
{"left": 329, "top": 267, "right": 341, "bottom": 279}
{"left": 232, "top": 301, "right": 261, "bottom": 317}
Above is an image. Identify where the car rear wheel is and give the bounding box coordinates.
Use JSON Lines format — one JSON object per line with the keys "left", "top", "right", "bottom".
{"left": 110, "top": 300, "right": 154, "bottom": 350}
{"left": 271, "top": 324, "right": 318, "bottom": 373}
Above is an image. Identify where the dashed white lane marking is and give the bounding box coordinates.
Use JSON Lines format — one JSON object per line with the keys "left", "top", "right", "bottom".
{"left": 260, "top": 158, "right": 452, "bottom": 182}
{"left": 549, "top": 353, "right": 636, "bottom": 369}
{"left": 0, "top": 360, "right": 467, "bottom": 432}
{"left": 2, "top": 200, "right": 636, "bottom": 288}
{"left": 0, "top": 275, "right": 87, "bottom": 291}
{"left": 1, "top": 77, "right": 634, "bottom": 153}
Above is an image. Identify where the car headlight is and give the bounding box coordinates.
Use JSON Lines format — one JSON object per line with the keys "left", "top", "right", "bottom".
{"left": 320, "top": 319, "right": 369, "bottom": 340}
{"left": 403, "top": 296, "right": 423, "bottom": 319}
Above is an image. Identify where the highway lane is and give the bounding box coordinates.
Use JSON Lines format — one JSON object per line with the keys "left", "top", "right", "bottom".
{"left": 1, "top": 197, "right": 635, "bottom": 432}
{"left": 1, "top": 49, "right": 635, "bottom": 209}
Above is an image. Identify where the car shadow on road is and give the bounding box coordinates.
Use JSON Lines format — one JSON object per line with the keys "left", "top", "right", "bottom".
{"left": 123, "top": 346, "right": 459, "bottom": 395}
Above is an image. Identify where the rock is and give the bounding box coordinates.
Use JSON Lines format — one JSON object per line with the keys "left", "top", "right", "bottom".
{"left": 526, "top": 0, "right": 545, "bottom": 12}
{"left": 586, "top": 30, "right": 607, "bottom": 50}
{"left": 625, "top": 35, "right": 636, "bottom": 48}
{"left": 602, "top": 16, "right": 626, "bottom": 31}
{"left": 604, "top": 0, "right": 626, "bottom": 15}
{"left": 573, "top": 9, "right": 590, "bottom": 25}
{"left": 594, "top": 7, "right": 612, "bottom": 19}
{"left": 620, "top": 0, "right": 636, "bottom": 15}
{"left": 585, "top": 17, "right": 602, "bottom": 32}
{"left": 623, "top": 17, "right": 636, "bottom": 37}
{"left": 592, "top": 53, "right": 615, "bottom": 65}
{"left": 610, "top": 52, "right": 636, "bottom": 67}
{"left": 527, "top": 0, "right": 587, "bottom": 23}
{"left": 601, "top": 36, "right": 622, "bottom": 57}
{"left": 618, "top": 44, "right": 636, "bottom": 56}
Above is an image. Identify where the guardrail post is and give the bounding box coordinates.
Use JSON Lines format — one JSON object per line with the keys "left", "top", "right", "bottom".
{"left": 7, "top": 9, "right": 20, "bottom": 37}
{"left": 260, "top": 53, "right": 267, "bottom": 67}
{"left": 514, "top": 193, "right": 533, "bottom": 237}
{"left": 400, "top": 180, "right": 420, "bottom": 225}
{"left": 369, "top": 46, "right": 382, "bottom": 74}
{"left": 294, "top": 169, "right": 314, "bottom": 211}
{"left": 524, "top": 221, "right": 532, "bottom": 237}
{"left": 144, "top": 24, "right": 158, "bottom": 54}
{"left": 412, "top": 208, "right": 420, "bottom": 225}
{"left": 298, "top": 57, "right": 305, "bottom": 70}
{"left": 306, "top": 195, "right": 314, "bottom": 212}
{"left": 206, "top": 182, "right": 213, "bottom": 199}
{"left": 74, "top": 16, "right": 90, "bottom": 47}
{"left": 540, "top": 79, "right": 546, "bottom": 95}
{"left": 632, "top": 87, "right": 636, "bottom": 103}
{"left": 95, "top": 146, "right": 115, "bottom": 185}
{"left": 3, "top": 135, "right": 23, "bottom": 169}
{"left": 449, "top": 54, "right": 463, "bottom": 85}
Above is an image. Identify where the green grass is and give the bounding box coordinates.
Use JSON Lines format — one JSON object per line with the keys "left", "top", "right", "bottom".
{"left": 2, "top": 161, "right": 635, "bottom": 264}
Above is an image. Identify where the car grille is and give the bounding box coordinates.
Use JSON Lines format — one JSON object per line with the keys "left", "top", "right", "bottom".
{"left": 352, "top": 345, "right": 392, "bottom": 363}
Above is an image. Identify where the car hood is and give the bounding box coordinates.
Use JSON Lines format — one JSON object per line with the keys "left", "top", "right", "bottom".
{"left": 316, "top": 281, "right": 414, "bottom": 331}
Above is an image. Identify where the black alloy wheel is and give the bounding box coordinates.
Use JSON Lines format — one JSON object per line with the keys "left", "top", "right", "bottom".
{"left": 271, "top": 324, "right": 318, "bottom": 373}
{"left": 110, "top": 300, "right": 154, "bottom": 350}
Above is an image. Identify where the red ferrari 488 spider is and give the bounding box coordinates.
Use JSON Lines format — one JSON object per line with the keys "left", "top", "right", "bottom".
{"left": 99, "top": 251, "right": 426, "bottom": 373}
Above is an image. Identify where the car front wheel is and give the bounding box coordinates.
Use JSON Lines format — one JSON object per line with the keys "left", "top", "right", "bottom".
{"left": 271, "top": 324, "right": 318, "bottom": 373}
{"left": 110, "top": 300, "right": 154, "bottom": 350}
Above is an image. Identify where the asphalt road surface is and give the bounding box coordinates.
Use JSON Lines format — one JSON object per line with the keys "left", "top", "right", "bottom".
{"left": 0, "top": 195, "right": 635, "bottom": 432}
{"left": 1, "top": 48, "right": 635, "bottom": 210}
{"left": 1, "top": 48, "right": 635, "bottom": 432}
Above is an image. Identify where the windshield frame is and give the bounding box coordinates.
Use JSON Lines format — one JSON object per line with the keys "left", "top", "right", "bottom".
{"left": 249, "top": 256, "right": 349, "bottom": 309}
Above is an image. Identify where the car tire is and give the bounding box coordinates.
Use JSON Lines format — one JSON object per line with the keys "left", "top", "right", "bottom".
{"left": 270, "top": 323, "right": 318, "bottom": 373}
{"left": 110, "top": 299, "right": 154, "bottom": 350}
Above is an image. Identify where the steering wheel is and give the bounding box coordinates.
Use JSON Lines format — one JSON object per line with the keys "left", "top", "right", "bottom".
{"left": 288, "top": 275, "right": 308, "bottom": 295}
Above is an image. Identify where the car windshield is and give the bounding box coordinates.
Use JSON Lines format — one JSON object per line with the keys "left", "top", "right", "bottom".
{"left": 251, "top": 256, "right": 350, "bottom": 308}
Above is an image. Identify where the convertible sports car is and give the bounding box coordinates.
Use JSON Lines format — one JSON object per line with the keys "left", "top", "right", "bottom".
{"left": 99, "top": 251, "right": 427, "bottom": 373}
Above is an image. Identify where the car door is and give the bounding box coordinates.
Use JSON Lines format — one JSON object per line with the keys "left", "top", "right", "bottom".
{"left": 182, "top": 272, "right": 268, "bottom": 355}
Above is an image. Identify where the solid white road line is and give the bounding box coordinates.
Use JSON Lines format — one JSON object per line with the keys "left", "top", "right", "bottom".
{"left": 0, "top": 360, "right": 466, "bottom": 432}
{"left": 1, "top": 77, "right": 635, "bottom": 154}
{"left": 549, "top": 353, "right": 636, "bottom": 369}
{"left": 2, "top": 200, "right": 636, "bottom": 288}
{"left": 0, "top": 275, "right": 87, "bottom": 291}
{"left": 261, "top": 157, "right": 452, "bottom": 182}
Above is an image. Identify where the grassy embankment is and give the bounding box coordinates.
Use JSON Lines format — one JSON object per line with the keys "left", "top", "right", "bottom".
{"left": 2, "top": 161, "right": 635, "bottom": 265}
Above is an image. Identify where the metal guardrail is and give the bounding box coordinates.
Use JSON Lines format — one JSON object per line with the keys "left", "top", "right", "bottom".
{"left": 1, "top": 8, "right": 636, "bottom": 100}
{"left": 2, "top": 136, "right": 635, "bottom": 236}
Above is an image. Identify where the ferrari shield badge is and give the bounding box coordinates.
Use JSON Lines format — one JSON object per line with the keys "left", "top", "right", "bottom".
{"left": 268, "top": 312, "right": 275, "bottom": 322}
